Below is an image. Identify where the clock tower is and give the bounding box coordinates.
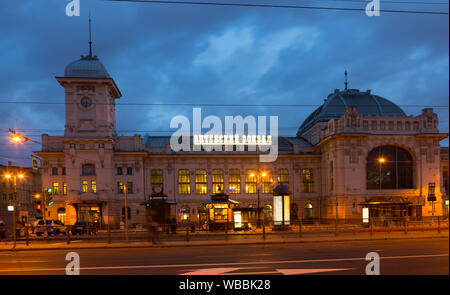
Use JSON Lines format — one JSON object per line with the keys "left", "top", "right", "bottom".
{"left": 55, "top": 20, "right": 121, "bottom": 138}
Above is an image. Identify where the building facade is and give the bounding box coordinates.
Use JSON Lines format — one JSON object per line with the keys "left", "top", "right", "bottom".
{"left": 35, "top": 50, "right": 448, "bottom": 228}
{"left": 0, "top": 162, "right": 41, "bottom": 230}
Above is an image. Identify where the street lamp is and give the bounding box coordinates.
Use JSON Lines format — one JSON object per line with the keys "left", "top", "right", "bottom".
{"left": 250, "top": 171, "right": 267, "bottom": 228}
{"left": 3, "top": 172, "right": 25, "bottom": 249}
{"left": 378, "top": 157, "right": 385, "bottom": 190}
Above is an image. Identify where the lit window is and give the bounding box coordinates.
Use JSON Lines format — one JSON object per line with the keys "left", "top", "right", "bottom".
{"left": 245, "top": 170, "right": 257, "bottom": 194}
{"left": 178, "top": 170, "right": 190, "bottom": 195}
{"left": 195, "top": 169, "right": 208, "bottom": 194}
{"left": 63, "top": 182, "right": 67, "bottom": 195}
{"left": 82, "top": 180, "right": 88, "bottom": 193}
{"left": 151, "top": 169, "right": 164, "bottom": 193}
{"left": 278, "top": 169, "right": 289, "bottom": 187}
{"left": 212, "top": 169, "right": 224, "bottom": 193}
{"left": 91, "top": 181, "right": 97, "bottom": 193}
{"left": 262, "top": 170, "right": 273, "bottom": 194}
{"left": 302, "top": 168, "right": 314, "bottom": 193}
{"left": 229, "top": 169, "right": 240, "bottom": 194}
{"left": 52, "top": 182, "right": 59, "bottom": 195}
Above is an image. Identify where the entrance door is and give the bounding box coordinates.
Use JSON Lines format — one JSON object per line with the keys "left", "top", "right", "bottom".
{"left": 78, "top": 205, "right": 101, "bottom": 225}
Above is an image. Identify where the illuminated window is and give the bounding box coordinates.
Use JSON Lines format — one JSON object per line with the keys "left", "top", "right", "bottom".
{"left": 82, "top": 180, "right": 88, "bottom": 193}
{"left": 302, "top": 168, "right": 314, "bottom": 193}
{"left": 278, "top": 169, "right": 289, "bottom": 187}
{"left": 245, "top": 169, "right": 257, "bottom": 194}
{"left": 91, "top": 181, "right": 97, "bottom": 193}
{"left": 304, "top": 203, "right": 313, "bottom": 219}
{"left": 195, "top": 169, "right": 208, "bottom": 194}
{"left": 63, "top": 182, "right": 67, "bottom": 195}
{"left": 178, "top": 169, "right": 191, "bottom": 195}
{"left": 117, "top": 181, "right": 124, "bottom": 194}
{"left": 57, "top": 208, "right": 66, "bottom": 224}
{"left": 52, "top": 182, "right": 59, "bottom": 195}
{"left": 229, "top": 169, "right": 240, "bottom": 194}
{"left": 151, "top": 169, "right": 164, "bottom": 193}
{"left": 262, "top": 170, "right": 273, "bottom": 194}
{"left": 212, "top": 169, "right": 224, "bottom": 193}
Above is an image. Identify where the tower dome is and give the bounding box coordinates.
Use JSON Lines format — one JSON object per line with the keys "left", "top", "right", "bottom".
{"left": 64, "top": 55, "right": 110, "bottom": 78}
{"left": 297, "top": 88, "right": 406, "bottom": 137}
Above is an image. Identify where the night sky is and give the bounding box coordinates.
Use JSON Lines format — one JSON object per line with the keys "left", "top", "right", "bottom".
{"left": 0, "top": 0, "right": 448, "bottom": 166}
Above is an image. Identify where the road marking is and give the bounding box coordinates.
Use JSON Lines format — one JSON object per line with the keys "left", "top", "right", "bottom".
{"left": 0, "top": 253, "right": 447, "bottom": 273}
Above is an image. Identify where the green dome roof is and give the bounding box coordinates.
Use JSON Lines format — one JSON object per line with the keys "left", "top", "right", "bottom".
{"left": 297, "top": 89, "right": 406, "bottom": 136}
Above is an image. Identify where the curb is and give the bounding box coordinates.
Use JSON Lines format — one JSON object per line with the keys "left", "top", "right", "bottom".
{"left": 0, "top": 234, "right": 447, "bottom": 252}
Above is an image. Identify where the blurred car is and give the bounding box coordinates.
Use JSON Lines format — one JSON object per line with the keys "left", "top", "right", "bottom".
{"left": 0, "top": 220, "right": 7, "bottom": 239}
{"left": 70, "top": 221, "right": 98, "bottom": 235}
{"left": 34, "top": 220, "right": 66, "bottom": 236}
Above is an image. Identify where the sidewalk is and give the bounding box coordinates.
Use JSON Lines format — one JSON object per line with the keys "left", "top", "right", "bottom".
{"left": 0, "top": 230, "right": 447, "bottom": 252}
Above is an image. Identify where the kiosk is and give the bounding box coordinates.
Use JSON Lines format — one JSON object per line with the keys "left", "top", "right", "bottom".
{"left": 201, "top": 191, "right": 239, "bottom": 231}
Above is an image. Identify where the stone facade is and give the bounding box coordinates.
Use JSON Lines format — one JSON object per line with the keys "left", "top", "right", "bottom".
{"left": 34, "top": 53, "right": 449, "bottom": 228}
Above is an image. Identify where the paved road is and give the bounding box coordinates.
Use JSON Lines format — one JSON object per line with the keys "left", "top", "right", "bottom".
{"left": 0, "top": 238, "right": 447, "bottom": 275}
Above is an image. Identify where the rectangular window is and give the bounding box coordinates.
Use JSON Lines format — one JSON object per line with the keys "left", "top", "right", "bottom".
{"left": 118, "top": 181, "right": 124, "bottom": 194}
{"left": 151, "top": 169, "right": 164, "bottom": 193}
{"left": 127, "top": 167, "right": 133, "bottom": 175}
{"left": 63, "top": 182, "right": 67, "bottom": 195}
{"left": 178, "top": 169, "right": 190, "bottom": 195}
{"left": 229, "top": 169, "right": 240, "bottom": 194}
{"left": 52, "top": 182, "right": 59, "bottom": 195}
{"left": 212, "top": 169, "right": 224, "bottom": 193}
{"left": 91, "top": 181, "right": 97, "bottom": 193}
{"left": 127, "top": 182, "right": 133, "bottom": 194}
{"left": 278, "top": 169, "right": 289, "bottom": 187}
{"left": 52, "top": 167, "right": 58, "bottom": 175}
{"left": 262, "top": 170, "right": 273, "bottom": 194}
{"left": 245, "top": 169, "right": 257, "bottom": 194}
{"left": 302, "top": 168, "right": 314, "bottom": 193}
{"left": 117, "top": 167, "right": 123, "bottom": 175}
{"left": 195, "top": 169, "right": 208, "bottom": 194}
{"left": 82, "top": 180, "right": 88, "bottom": 193}
{"left": 62, "top": 167, "right": 66, "bottom": 175}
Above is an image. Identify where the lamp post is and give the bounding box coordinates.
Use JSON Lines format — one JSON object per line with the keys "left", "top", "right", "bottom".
{"left": 378, "top": 157, "right": 385, "bottom": 191}
{"left": 4, "top": 173, "right": 24, "bottom": 249}
{"left": 250, "top": 171, "right": 267, "bottom": 229}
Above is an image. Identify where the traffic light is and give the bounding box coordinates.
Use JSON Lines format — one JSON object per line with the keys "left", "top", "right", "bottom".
{"left": 35, "top": 201, "right": 42, "bottom": 214}
{"left": 45, "top": 188, "right": 53, "bottom": 206}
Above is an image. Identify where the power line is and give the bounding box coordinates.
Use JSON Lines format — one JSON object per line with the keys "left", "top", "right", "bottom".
{"left": 105, "top": 0, "right": 450, "bottom": 15}
{"left": 309, "top": 0, "right": 449, "bottom": 5}
{"left": 0, "top": 101, "right": 447, "bottom": 108}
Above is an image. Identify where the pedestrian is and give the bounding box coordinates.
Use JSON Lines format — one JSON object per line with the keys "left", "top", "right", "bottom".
{"left": 152, "top": 219, "right": 161, "bottom": 244}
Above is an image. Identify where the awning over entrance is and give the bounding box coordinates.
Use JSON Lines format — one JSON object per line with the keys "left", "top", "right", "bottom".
{"left": 200, "top": 192, "right": 239, "bottom": 206}
{"left": 359, "top": 196, "right": 412, "bottom": 206}
{"left": 140, "top": 192, "right": 177, "bottom": 206}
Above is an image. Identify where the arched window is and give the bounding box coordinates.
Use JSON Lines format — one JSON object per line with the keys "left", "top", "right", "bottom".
{"left": 367, "top": 146, "right": 413, "bottom": 190}
{"left": 121, "top": 206, "right": 131, "bottom": 221}
{"left": 304, "top": 203, "right": 313, "bottom": 219}
{"left": 57, "top": 208, "right": 66, "bottom": 224}
{"left": 81, "top": 164, "right": 95, "bottom": 176}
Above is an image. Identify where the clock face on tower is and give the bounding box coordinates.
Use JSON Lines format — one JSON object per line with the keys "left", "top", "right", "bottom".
{"left": 80, "top": 97, "right": 92, "bottom": 108}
